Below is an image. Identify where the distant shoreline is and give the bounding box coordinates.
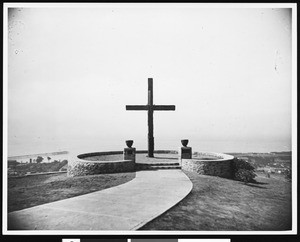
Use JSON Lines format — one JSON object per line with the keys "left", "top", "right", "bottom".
{"left": 8, "top": 151, "right": 69, "bottom": 160}
{"left": 7, "top": 150, "right": 292, "bottom": 160}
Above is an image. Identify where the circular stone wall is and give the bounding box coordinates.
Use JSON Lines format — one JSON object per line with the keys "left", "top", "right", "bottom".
{"left": 181, "top": 152, "right": 235, "bottom": 179}
{"left": 67, "top": 151, "right": 135, "bottom": 177}
{"left": 67, "top": 150, "right": 235, "bottom": 178}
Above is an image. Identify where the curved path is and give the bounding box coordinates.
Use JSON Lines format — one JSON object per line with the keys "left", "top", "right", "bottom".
{"left": 8, "top": 169, "right": 192, "bottom": 231}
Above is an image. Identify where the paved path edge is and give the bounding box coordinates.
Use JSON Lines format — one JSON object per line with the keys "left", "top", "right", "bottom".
{"left": 131, "top": 171, "right": 193, "bottom": 230}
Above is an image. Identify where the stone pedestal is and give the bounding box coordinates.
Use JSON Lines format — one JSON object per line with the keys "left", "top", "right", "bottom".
{"left": 179, "top": 146, "right": 192, "bottom": 159}
{"left": 123, "top": 147, "right": 136, "bottom": 162}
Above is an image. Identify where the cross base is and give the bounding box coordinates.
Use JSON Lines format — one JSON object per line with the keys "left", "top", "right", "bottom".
{"left": 148, "top": 136, "right": 154, "bottom": 157}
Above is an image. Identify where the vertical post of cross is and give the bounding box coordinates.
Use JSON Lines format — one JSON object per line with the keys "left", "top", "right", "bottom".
{"left": 148, "top": 78, "right": 154, "bottom": 157}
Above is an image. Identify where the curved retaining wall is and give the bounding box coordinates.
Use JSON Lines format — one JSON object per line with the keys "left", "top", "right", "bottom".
{"left": 181, "top": 152, "right": 235, "bottom": 179}
{"left": 67, "top": 151, "right": 135, "bottom": 177}
{"left": 68, "top": 150, "right": 235, "bottom": 178}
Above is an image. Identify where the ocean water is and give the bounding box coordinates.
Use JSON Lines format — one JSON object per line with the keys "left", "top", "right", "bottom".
{"left": 6, "top": 136, "right": 291, "bottom": 157}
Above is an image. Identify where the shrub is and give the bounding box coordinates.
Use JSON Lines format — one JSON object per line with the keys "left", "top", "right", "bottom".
{"left": 232, "top": 158, "right": 256, "bottom": 183}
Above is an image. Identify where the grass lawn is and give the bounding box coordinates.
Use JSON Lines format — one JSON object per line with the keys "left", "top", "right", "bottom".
{"left": 8, "top": 172, "right": 136, "bottom": 212}
{"left": 140, "top": 171, "right": 292, "bottom": 231}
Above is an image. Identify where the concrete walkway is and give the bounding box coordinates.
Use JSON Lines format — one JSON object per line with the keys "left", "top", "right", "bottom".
{"left": 8, "top": 170, "right": 192, "bottom": 231}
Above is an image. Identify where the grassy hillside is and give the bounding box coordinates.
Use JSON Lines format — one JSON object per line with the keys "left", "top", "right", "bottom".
{"left": 140, "top": 171, "right": 292, "bottom": 231}
{"left": 8, "top": 172, "right": 136, "bottom": 212}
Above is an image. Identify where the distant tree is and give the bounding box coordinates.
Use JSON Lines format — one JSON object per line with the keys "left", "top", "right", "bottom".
{"left": 8, "top": 160, "right": 19, "bottom": 167}
{"left": 232, "top": 158, "right": 257, "bottom": 183}
{"left": 36, "top": 156, "right": 44, "bottom": 163}
{"left": 47, "top": 156, "right": 51, "bottom": 161}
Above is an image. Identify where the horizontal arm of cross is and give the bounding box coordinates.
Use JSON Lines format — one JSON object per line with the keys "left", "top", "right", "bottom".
{"left": 126, "top": 105, "right": 175, "bottom": 111}
{"left": 126, "top": 105, "right": 148, "bottom": 110}
{"left": 153, "top": 105, "right": 175, "bottom": 111}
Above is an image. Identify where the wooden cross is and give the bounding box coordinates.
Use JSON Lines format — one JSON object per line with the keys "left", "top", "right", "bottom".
{"left": 126, "top": 78, "right": 176, "bottom": 157}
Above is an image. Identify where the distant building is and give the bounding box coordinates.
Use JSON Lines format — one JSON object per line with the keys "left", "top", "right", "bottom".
{"left": 258, "top": 167, "right": 287, "bottom": 174}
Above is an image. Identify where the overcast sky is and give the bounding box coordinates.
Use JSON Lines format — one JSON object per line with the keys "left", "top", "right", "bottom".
{"left": 6, "top": 5, "right": 293, "bottom": 155}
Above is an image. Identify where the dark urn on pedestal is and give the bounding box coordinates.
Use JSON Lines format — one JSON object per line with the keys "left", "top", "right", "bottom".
{"left": 126, "top": 140, "right": 134, "bottom": 148}
{"left": 181, "top": 139, "right": 189, "bottom": 147}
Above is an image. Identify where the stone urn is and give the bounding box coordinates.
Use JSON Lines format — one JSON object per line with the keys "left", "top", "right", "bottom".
{"left": 181, "top": 139, "right": 189, "bottom": 147}
{"left": 126, "top": 140, "right": 134, "bottom": 148}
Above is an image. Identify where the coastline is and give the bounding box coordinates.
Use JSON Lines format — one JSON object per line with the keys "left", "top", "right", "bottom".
{"left": 8, "top": 151, "right": 69, "bottom": 160}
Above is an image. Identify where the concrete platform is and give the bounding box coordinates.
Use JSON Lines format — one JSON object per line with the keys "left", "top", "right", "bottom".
{"left": 8, "top": 169, "right": 193, "bottom": 231}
